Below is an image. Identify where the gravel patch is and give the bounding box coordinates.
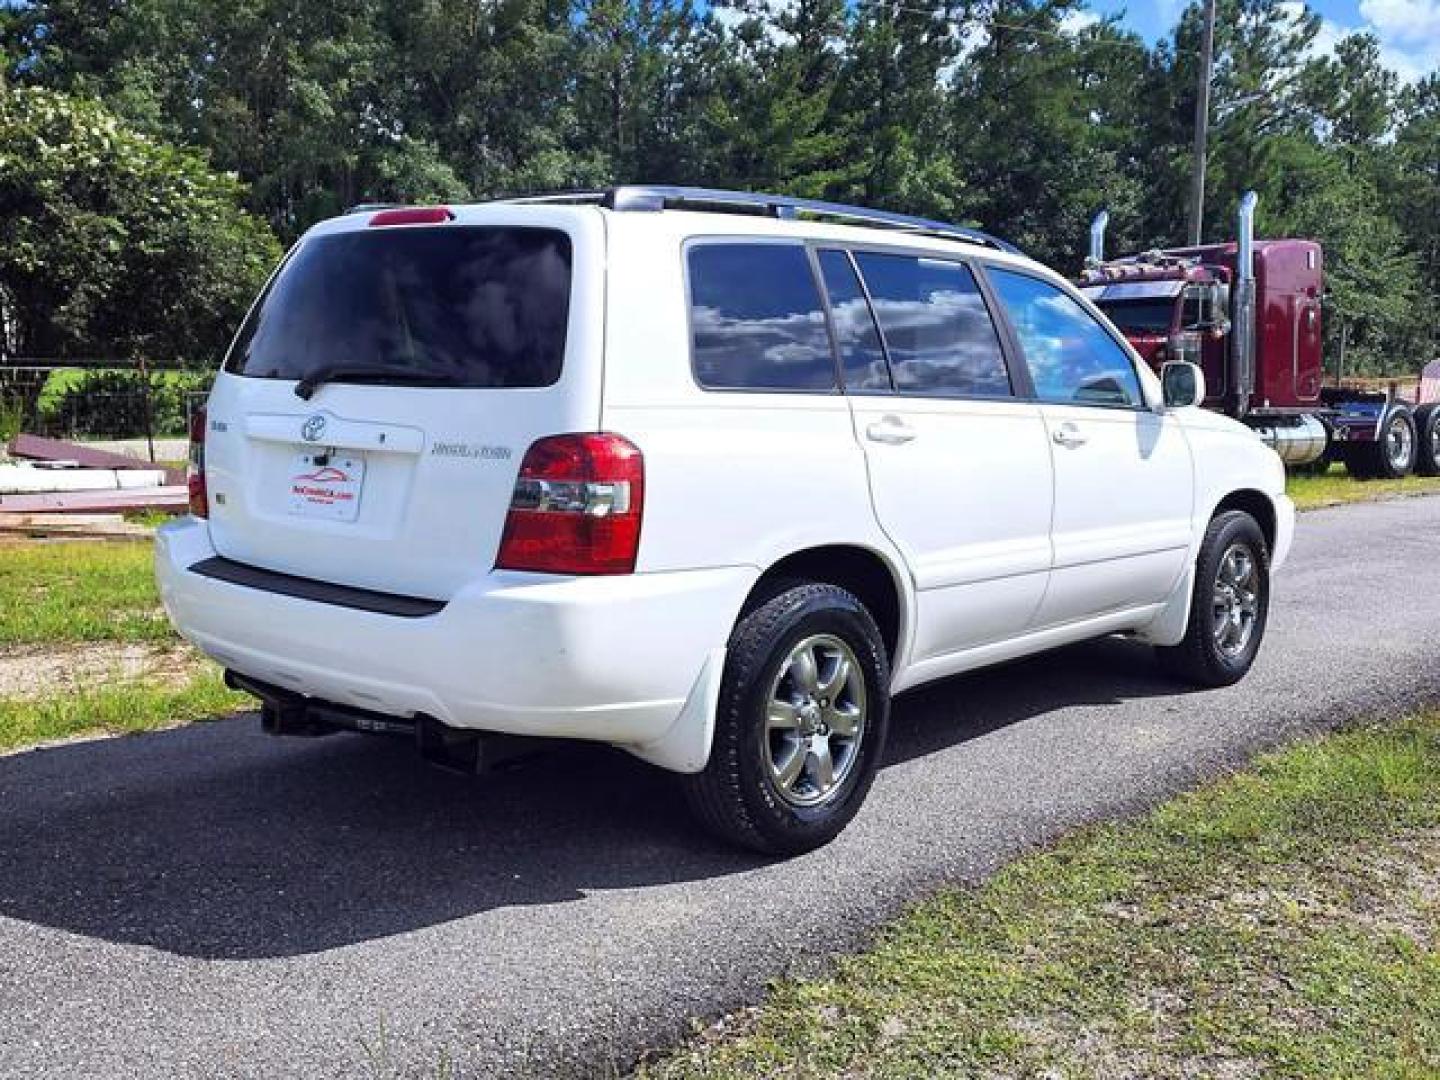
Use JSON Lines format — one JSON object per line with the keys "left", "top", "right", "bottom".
{"left": 0, "top": 642, "right": 203, "bottom": 699}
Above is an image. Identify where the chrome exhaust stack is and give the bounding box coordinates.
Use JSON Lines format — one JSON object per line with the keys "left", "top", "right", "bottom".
{"left": 1231, "top": 191, "right": 1259, "bottom": 418}
{"left": 1088, "top": 210, "right": 1109, "bottom": 266}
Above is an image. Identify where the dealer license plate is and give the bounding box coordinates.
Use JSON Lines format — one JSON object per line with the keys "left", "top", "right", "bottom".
{"left": 287, "top": 452, "right": 366, "bottom": 522}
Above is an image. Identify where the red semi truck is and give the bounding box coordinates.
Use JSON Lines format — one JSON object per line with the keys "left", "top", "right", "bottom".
{"left": 1079, "top": 192, "right": 1440, "bottom": 478}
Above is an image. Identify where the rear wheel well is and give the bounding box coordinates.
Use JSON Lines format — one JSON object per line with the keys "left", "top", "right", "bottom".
{"left": 1213, "top": 489, "right": 1276, "bottom": 553}
{"left": 742, "top": 546, "right": 903, "bottom": 663}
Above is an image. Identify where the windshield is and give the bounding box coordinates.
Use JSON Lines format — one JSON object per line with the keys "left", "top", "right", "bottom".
{"left": 1094, "top": 298, "right": 1176, "bottom": 335}
{"left": 224, "top": 227, "right": 572, "bottom": 388}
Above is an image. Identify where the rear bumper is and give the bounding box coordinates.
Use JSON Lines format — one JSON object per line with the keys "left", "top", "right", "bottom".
{"left": 155, "top": 518, "right": 754, "bottom": 761}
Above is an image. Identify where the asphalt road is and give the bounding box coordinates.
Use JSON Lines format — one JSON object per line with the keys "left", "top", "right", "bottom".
{"left": 3, "top": 496, "right": 1439, "bottom": 1079}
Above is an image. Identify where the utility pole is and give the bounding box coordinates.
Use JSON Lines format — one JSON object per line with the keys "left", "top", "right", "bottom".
{"left": 1188, "top": 0, "right": 1217, "bottom": 245}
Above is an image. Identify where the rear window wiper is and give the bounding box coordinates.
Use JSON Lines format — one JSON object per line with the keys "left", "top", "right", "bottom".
{"left": 293, "top": 363, "right": 460, "bottom": 400}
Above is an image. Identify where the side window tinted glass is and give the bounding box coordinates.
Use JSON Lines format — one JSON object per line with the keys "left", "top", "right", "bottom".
{"left": 816, "top": 249, "right": 890, "bottom": 390}
{"left": 852, "top": 253, "right": 1011, "bottom": 397}
{"left": 687, "top": 244, "right": 836, "bottom": 391}
{"left": 989, "top": 269, "right": 1144, "bottom": 407}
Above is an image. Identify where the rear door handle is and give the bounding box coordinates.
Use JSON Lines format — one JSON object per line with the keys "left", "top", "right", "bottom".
{"left": 1052, "top": 422, "right": 1088, "bottom": 448}
{"left": 866, "top": 417, "right": 916, "bottom": 445}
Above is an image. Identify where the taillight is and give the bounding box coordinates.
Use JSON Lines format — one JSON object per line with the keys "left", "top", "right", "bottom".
{"left": 496, "top": 434, "right": 644, "bottom": 575}
{"left": 369, "top": 206, "right": 454, "bottom": 227}
{"left": 187, "top": 406, "right": 208, "bottom": 519}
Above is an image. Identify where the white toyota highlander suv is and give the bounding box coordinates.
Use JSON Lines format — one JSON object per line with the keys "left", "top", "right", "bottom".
{"left": 157, "top": 186, "right": 1294, "bottom": 854}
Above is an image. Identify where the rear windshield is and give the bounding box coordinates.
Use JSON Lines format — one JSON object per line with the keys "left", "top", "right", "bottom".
{"left": 224, "top": 227, "right": 572, "bottom": 388}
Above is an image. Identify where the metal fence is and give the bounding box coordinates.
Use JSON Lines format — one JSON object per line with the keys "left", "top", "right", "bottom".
{"left": 0, "top": 364, "right": 209, "bottom": 463}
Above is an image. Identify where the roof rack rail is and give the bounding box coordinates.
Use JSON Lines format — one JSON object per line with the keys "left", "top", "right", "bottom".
{"left": 500, "top": 186, "right": 1021, "bottom": 255}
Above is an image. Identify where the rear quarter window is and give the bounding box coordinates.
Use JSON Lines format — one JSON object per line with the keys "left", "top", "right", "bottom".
{"left": 225, "top": 226, "right": 572, "bottom": 389}
{"left": 687, "top": 243, "right": 837, "bottom": 391}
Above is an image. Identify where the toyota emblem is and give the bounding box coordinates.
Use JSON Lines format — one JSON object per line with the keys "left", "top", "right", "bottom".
{"left": 301, "top": 414, "right": 327, "bottom": 443}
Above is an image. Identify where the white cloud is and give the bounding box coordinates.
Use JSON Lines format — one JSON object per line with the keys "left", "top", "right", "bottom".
{"left": 1285, "top": 0, "right": 1440, "bottom": 82}
{"left": 1058, "top": 10, "right": 1101, "bottom": 35}
{"left": 1360, "top": 0, "right": 1440, "bottom": 43}
{"left": 1359, "top": 0, "right": 1440, "bottom": 79}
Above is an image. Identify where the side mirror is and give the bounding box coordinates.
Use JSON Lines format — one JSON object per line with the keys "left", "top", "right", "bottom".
{"left": 1161, "top": 361, "right": 1206, "bottom": 409}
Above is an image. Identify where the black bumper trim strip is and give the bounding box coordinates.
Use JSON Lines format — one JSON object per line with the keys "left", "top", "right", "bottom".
{"left": 189, "top": 556, "right": 447, "bottom": 618}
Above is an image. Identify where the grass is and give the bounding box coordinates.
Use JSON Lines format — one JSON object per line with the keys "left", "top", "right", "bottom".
{"left": 122, "top": 508, "right": 184, "bottom": 528}
{"left": 0, "top": 537, "right": 250, "bottom": 752}
{"left": 644, "top": 714, "right": 1440, "bottom": 1080}
{"left": 1288, "top": 465, "right": 1440, "bottom": 511}
{"left": 0, "top": 539, "right": 171, "bottom": 645}
{"left": 0, "top": 666, "right": 249, "bottom": 752}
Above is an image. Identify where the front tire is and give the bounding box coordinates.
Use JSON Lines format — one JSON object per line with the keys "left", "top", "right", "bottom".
{"left": 683, "top": 582, "right": 891, "bottom": 855}
{"left": 1157, "top": 510, "right": 1270, "bottom": 688}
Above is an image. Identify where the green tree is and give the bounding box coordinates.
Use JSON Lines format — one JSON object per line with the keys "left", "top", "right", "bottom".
{"left": 570, "top": 0, "right": 717, "bottom": 183}
{"left": 830, "top": 0, "right": 965, "bottom": 218}
{"left": 381, "top": 0, "right": 602, "bottom": 198}
{"left": 0, "top": 87, "right": 281, "bottom": 364}
{"left": 3, "top": 0, "right": 471, "bottom": 237}
{"left": 945, "top": 0, "right": 1152, "bottom": 264}
{"left": 1, "top": 0, "right": 1436, "bottom": 373}
{"left": 1300, "top": 33, "right": 1397, "bottom": 149}
{"left": 1393, "top": 75, "right": 1440, "bottom": 359}
{"left": 660, "top": 0, "right": 855, "bottom": 196}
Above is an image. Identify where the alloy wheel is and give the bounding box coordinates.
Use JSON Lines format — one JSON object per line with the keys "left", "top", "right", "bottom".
{"left": 1211, "top": 542, "right": 1261, "bottom": 659}
{"left": 763, "top": 634, "right": 867, "bottom": 807}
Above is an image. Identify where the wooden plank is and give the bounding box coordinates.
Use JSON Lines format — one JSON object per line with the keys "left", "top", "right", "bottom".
{"left": 0, "top": 512, "right": 154, "bottom": 540}
{"left": 7, "top": 433, "right": 160, "bottom": 471}
{"left": 0, "top": 485, "right": 187, "bottom": 514}
{"left": 0, "top": 513, "right": 125, "bottom": 528}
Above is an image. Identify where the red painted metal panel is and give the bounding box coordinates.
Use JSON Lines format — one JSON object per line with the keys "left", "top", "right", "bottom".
{"left": 7, "top": 433, "right": 160, "bottom": 471}
{"left": 1252, "top": 241, "right": 1324, "bottom": 410}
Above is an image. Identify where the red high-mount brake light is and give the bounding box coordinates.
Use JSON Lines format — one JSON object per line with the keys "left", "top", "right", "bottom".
{"left": 496, "top": 434, "right": 645, "bottom": 575}
{"left": 368, "top": 207, "right": 455, "bottom": 227}
{"left": 187, "top": 406, "right": 209, "bottom": 519}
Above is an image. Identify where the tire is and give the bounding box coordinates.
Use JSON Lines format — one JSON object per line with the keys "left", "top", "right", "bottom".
{"left": 1157, "top": 510, "right": 1271, "bottom": 688}
{"left": 1348, "top": 406, "right": 1417, "bottom": 480}
{"left": 1415, "top": 404, "right": 1440, "bottom": 477}
{"left": 682, "top": 582, "right": 891, "bottom": 855}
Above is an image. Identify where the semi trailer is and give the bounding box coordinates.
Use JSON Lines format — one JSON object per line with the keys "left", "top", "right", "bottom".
{"left": 1079, "top": 192, "right": 1440, "bottom": 478}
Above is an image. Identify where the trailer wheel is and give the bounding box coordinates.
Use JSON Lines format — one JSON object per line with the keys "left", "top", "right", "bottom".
{"left": 1415, "top": 404, "right": 1440, "bottom": 477}
{"left": 1347, "top": 406, "right": 1417, "bottom": 480}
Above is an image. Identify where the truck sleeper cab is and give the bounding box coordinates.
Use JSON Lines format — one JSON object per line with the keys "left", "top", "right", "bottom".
{"left": 157, "top": 187, "right": 1294, "bottom": 854}
{"left": 1081, "top": 193, "right": 1440, "bottom": 479}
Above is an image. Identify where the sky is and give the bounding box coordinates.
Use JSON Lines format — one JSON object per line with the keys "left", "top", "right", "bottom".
{"left": 1086, "top": 0, "right": 1440, "bottom": 82}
